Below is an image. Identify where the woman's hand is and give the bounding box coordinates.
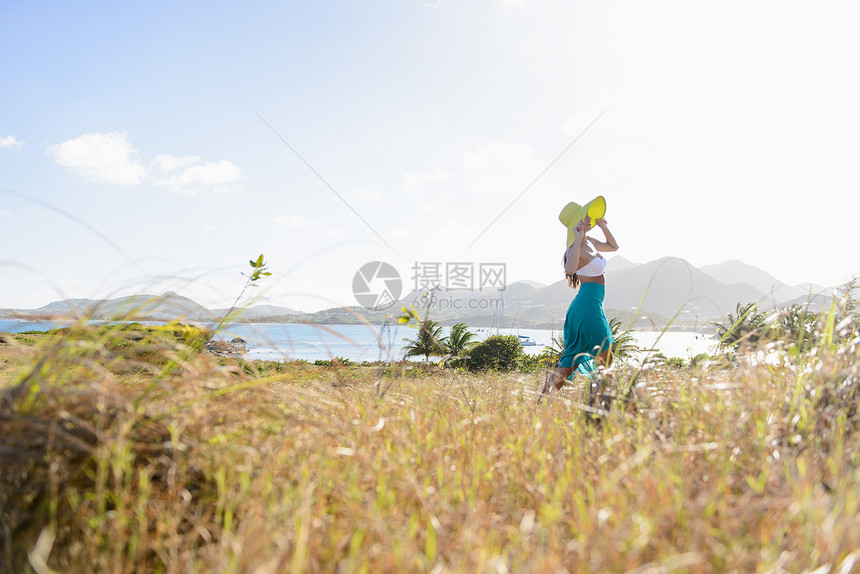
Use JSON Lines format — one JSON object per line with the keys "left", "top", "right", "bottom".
{"left": 577, "top": 225, "right": 590, "bottom": 247}
{"left": 595, "top": 218, "right": 608, "bottom": 229}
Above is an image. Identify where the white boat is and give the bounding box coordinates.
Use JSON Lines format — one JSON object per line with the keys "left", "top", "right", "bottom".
{"left": 517, "top": 334, "right": 537, "bottom": 347}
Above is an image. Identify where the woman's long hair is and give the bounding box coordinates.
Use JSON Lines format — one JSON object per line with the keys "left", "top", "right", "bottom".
{"left": 562, "top": 253, "right": 579, "bottom": 289}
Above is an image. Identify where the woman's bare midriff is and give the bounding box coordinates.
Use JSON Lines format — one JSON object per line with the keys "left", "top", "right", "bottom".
{"left": 578, "top": 275, "right": 605, "bottom": 285}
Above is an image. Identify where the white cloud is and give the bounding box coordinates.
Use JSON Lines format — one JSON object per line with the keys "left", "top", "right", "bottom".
{"left": 156, "top": 160, "right": 244, "bottom": 195}
{"left": 462, "top": 142, "right": 543, "bottom": 195}
{"left": 0, "top": 135, "right": 24, "bottom": 148}
{"left": 47, "top": 131, "right": 146, "bottom": 184}
{"left": 152, "top": 154, "right": 200, "bottom": 171}
{"left": 46, "top": 132, "right": 245, "bottom": 194}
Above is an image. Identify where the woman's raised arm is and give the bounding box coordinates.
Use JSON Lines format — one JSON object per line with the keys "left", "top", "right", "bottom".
{"left": 588, "top": 219, "right": 618, "bottom": 252}
{"left": 563, "top": 224, "right": 584, "bottom": 274}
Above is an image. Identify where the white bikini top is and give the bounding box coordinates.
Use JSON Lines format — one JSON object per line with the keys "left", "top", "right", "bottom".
{"left": 577, "top": 253, "right": 607, "bottom": 277}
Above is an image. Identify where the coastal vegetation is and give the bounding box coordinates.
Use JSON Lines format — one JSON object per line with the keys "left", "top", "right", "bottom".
{"left": 1, "top": 286, "right": 858, "bottom": 572}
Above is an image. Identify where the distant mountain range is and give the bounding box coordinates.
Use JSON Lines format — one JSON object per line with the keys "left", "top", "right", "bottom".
{"left": 388, "top": 256, "right": 831, "bottom": 330}
{"left": 0, "top": 291, "right": 301, "bottom": 323}
{"left": 0, "top": 257, "right": 835, "bottom": 330}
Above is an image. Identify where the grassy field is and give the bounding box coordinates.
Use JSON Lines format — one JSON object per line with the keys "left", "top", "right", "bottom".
{"left": 1, "top": 321, "right": 859, "bottom": 573}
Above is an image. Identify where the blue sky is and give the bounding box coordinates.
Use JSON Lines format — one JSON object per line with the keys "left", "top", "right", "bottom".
{"left": 2, "top": 1, "right": 859, "bottom": 312}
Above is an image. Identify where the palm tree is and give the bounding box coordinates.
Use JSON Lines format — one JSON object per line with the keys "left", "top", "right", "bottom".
{"left": 444, "top": 323, "right": 477, "bottom": 366}
{"left": 537, "top": 333, "right": 565, "bottom": 366}
{"left": 713, "top": 302, "right": 767, "bottom": 350}
{"left": 402, "top": 319, "right": 448, "bottom": 363}
{"left": 446, "top": 323, "right": 476, "bottom": 356}
{"left": 778, "top": 304, "right": 817, "bottom": 351}
{"left": 609, "top": 317, "right": 637, "bottom": 361}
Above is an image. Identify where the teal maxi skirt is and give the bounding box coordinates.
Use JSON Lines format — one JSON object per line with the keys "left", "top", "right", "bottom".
{"left": 558, "top": 282, "right": 614, "bottom": 373}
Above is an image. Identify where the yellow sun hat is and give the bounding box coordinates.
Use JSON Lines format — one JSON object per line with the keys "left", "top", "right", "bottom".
{"left": 558, "top": 196, "right": 606, "bottom": 247}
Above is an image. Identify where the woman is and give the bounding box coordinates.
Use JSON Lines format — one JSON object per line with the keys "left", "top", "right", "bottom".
{"left": 541, "top": 212, "right": 618, "bottom": 398}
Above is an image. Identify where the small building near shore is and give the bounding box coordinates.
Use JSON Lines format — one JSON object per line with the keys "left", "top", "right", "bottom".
{"left": 205, "top": 336, "right": 248, "bottom": 356}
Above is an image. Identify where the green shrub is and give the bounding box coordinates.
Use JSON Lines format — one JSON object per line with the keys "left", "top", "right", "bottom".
{"left": 466, "top": 335, "right": 522, "bottom": 372}
{"left": 13, "top": 329, "right": 59, "bottom": 335}
{"left": 666, "top": 356, "right": 686, "bottom": 369}
{"left": 238, "top": 359, "right": 288, "bottom": 376}
{"left": 313, "top": 356, "right": 353, "bottom": 367}
{"left": 516, "top": 352, "right": 557, "bottom": 373}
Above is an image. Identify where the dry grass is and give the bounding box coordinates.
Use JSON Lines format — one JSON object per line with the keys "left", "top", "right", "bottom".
{"left": 1, "top": 323, "right": 859, "bottom": 573}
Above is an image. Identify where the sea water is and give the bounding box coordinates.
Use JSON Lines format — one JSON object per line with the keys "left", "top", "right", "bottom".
{"left": 1, "top": 320, "right": 718, "bottom": 363}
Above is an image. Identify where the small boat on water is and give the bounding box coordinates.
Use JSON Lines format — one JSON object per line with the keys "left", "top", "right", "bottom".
{"left": 517, "top": 334, "right": 537, "bottom": 347}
